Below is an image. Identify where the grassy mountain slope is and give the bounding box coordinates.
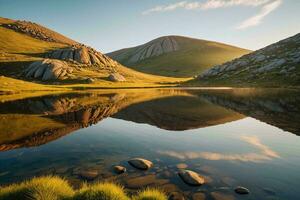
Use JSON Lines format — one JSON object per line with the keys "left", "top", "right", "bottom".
{"left": 188, "top": 33, "right": 300, "bottom": 87}
{"left": 0, "top": 17, "right": 76, "bottom": 45}
{"left": 0, "top": 17, "right": 186, "bottom": 91}
{"left": 107, "top": 36, "right": 251, "bottom": 77}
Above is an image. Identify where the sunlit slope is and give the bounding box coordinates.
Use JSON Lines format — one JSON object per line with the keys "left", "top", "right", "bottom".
{"left": 0, "top": 17, "right": 186, "bottom": 87}
{"left": 188, "top": 33, "right": 300, "bottom": 87}
{"left": 107, "top": 36, "right": 251, "bottom": 77}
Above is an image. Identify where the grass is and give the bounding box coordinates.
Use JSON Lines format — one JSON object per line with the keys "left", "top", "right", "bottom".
{"left": 0, "top": 176, "right": 74, "bottom": 200}
{"left": 73, "top": 183, "right": 129, "bottom": 200}
{"left": 108, "top": 35, "right": 251, "bottom": 77}
{"left": 0, "top": 176, "right": 167, "bottom": 200}
{"left": 132, "top": 188, "right": 167, "bottom": 200}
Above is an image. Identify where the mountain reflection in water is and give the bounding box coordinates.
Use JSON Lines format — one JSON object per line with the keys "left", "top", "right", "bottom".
{"left": 1, "top": 88, "right": 300, "bottom": 200}
{"left": 0, "top": 88, "right": 299, "bottom": 151}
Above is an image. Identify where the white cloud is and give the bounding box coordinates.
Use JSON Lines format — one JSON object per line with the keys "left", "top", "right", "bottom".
{"left": 236, "top": 0, "right": 282, "bottom": 29}
{"left": 142, "top": 0, "right": 272, "bottom": 15}
{"left": 142, "top": 0, "right": 282, "bottom": 29}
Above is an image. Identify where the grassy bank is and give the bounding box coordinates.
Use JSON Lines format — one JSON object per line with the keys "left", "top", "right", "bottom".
{"left": 0, "top": 176, "right": 167, "bottom": 200}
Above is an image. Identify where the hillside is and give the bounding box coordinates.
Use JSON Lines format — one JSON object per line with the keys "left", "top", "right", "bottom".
{"left": 0, "top": 17, "right": 186, "bottom": 91}
{"left": 0, "top": 17, "right": 76, "bottom": 45}
{"left": 190, "top": 33, "right": 300, "bottom": 87}
{"left": 107, "top": 35, "right": 250, "bottom": 77}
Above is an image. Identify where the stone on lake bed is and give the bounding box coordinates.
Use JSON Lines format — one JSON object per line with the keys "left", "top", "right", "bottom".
{"left": 79, "top": 169, "right": 98, "bottom": 180}
{"left": 128, "top": 158, "right": 153, "bottom": 170}
{"left": 113, "top": 165, "right": 126, "bottom": 174}
{"left": 178, "top": 170, "right": 205, "bottom": 186}
{"left": 234, "top": 186, "right": 250, "bottom": 194}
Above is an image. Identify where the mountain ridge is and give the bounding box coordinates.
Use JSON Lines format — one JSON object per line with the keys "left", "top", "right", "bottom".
{"left": 107, "top": 35, "right": 251, "bottom": 77}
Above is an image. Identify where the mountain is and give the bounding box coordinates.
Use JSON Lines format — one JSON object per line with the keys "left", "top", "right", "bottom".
{"left": 107, "top": 35, "right": 250, "bottom": 77}
{"left": 191, "top": 33, "right": 300, "bottom": 87}
{"left": 0, "top": 17, "right": 183, "bottom": 88}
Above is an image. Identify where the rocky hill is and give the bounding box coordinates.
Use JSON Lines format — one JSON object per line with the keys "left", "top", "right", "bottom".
{"left": 0, "top": 17, "right": 76, "bottom": 45}
{"left": 193, "top": 33, "right": 300, "bottom": 87}
{"left": 107, "top": 35, "right": 250, "bottom": 77}
{"left": 1, "top": 17, "right": 181, "bottom": 85}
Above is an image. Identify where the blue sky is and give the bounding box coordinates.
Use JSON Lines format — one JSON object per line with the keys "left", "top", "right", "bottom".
{"left": 0, "top": 0, "right": 299, "bottom": 53}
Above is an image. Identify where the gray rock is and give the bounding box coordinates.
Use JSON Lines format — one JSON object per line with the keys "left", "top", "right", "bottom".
{"left": 234, "top": 186, "right": 250, "bottom": 195}
{"left": 178, "top": 170, "right": 205, "bottom": 186}
{"left": 48, "top": 44, "right": 117, "bottom": 68}
{"left": 128, "top": 158, "right": 153, "bottom": 170}
{"left": 24, "top": 59, "right": 73, "bottom": 81}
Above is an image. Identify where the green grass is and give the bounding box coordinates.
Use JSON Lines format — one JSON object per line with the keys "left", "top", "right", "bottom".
{"left": 73, "top": 183, "right": 129, "bottom": 200}
{"left": 0, "top": 176, "right": 74, "bottom": 200}
{"left": 108, "top": 36, "right": 251, "bottom": 77}
{"left": 132, "top": 188, "right": 167, "bottom": 200}
{"left": 0, "top": 176, "right": 167, "bottom": 200}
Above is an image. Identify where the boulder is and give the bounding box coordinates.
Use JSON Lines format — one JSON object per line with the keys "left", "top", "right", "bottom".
{"left": 178, "top": 170, "right": 205, "bottom": 186}
{"left": 108, "top": 73, "right": 126, "bottom": 82}
{"left": 114, "top": 165, "right": 126, "bottom": 174}
{"left": 234, "top": 186, "right": 250, "bottom": 195}
{"left": 24, "top": 59, "right": 73, "bottom": 81}
{"left": 79, "top": 169, "right": 98, "bottom": 180}
{"left": 128, "top": 158, "right": 153, "bottom": 170}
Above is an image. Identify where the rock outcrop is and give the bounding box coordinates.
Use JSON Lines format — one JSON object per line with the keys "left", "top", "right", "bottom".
{"left": 24, "top": 59, "right": 73, "bottom": 80}
{"left": 47, "top": 44, "right": 119, "bottom": 68}
{"left": 108, "top": 36, "right": 179, "bottom": 64}
{"left": 196, "top": 33, "right": 300, "bottom": 86}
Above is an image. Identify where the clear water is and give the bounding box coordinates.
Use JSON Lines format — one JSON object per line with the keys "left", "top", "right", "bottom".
{"left": 0, "top": 88, "right": 299, "bottom": 199}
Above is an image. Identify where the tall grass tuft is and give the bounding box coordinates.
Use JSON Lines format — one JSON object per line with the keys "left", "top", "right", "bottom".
{"left": 73, "top": 182, "right": 129, "bottom": 200}
{"left": 0, "top": 176, "right": 74, "bottom": 200}
{"left": 133, "top": 188, "right": 167, "bottom": 200}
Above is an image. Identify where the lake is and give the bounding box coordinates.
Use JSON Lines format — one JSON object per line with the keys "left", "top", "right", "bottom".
{"left": 0, "top": 88, "right": 299, "bottom": 200}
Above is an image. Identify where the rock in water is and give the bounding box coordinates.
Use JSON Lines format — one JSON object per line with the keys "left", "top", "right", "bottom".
{"left": 114, "top": 165, "right": 126, "bottom": 174}
{"left": 178, "top": 170, "right": 205, "bottom": 186}
{"left": 79, "top": 169, "right": 98, "bottom": 180}
{"left": 234, "top": 186, "right": 250, "bottom": 195}
{"left": 108, "top": 73, "right": 126, "bottom": 82}
{"left": 128, "top": 158, "right": 153, "bottom": 170}
{"left": 24, "top": 59, "right": 73, "bottom": 81}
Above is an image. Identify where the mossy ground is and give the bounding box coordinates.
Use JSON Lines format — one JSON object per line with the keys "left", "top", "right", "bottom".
{"left": 0, "top": 176, "right": 167, "bottom": 200}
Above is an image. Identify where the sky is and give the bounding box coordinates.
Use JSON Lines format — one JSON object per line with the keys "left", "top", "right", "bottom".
{"left": 0, "top": 0, "right": 299, "bottom": 53}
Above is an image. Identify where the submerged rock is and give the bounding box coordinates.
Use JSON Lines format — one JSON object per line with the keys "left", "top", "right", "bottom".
{"left": 113, "top": 165, "right": 126, "bottom": 174}
{"left": 79, "top": 169, "right": 98, "bottom": 180}
{"left": 108, "top": 73, "right": 126, "bottom": 82}
{"left": 169, "top": 192, "right": 185, "bottom": 200}
{"left": 178, "top": 170, "right": 205, "bottom": 186}
{"left": 234, "top": 186, "right": 250, "bottom": 195}
{"left": 128, "top": 158, "right": 153, "bottom": 170}
{"left": 24, "top": 59, "right": 73, "bottom": 81}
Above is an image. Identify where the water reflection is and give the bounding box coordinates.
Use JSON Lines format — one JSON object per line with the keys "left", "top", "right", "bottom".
{"left": 0, "top": 88, "right": 300, "bottom": 199}
{"left": 158, "top": 135, "right": 280, "bottom": 163}
{"left": 0, "top": 89, "right": 245, "bottom": 151}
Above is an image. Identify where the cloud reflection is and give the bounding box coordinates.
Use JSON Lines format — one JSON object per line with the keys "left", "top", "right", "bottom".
{"left": 158, "top": 135, "right": 280, "bottom": 163}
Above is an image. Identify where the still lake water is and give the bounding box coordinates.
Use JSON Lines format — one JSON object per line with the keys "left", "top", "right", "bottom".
{"left": 0, "top": 88, "right": 300, "bottom": 199}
